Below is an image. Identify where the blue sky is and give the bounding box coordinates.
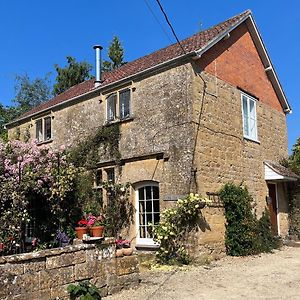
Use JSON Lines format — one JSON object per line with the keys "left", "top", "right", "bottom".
{"left": 0, "top": 1, "right": 299, "bottom": 151}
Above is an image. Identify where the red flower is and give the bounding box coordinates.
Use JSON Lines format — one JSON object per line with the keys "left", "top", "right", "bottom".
{"left": 77, "top": 219, "right": 88, "bottom": 227}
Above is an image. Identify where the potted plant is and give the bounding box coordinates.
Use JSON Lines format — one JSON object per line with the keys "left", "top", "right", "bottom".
{"left": 122, "top": 239, "right": 133, "bottom": 256}
{"left": 87, "top": 214, "right": 105, "bottom": 237}
{"left": 115, "top": 238, "right": 133, "bottom": 256}
{"left": 75, "top": 219, "right": 88, "bottom": 239}
{"left": 115, "top": 239, "right": 124, "bottom": 257}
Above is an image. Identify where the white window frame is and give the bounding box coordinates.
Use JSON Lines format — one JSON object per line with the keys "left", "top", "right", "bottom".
{"left": 241, "top": 92, "right": 258, "bottom": 142}
{"left": 135, "top": 182, "right": 160, "bottom": 246}
{"left": 35, "top": 115, "right": 52, "bottom": 143}
{"left": 105, "top": 88, "right": 132, "bottom": 122}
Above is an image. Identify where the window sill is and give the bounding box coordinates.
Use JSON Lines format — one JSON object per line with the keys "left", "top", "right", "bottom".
{"left": 105, "top": 116, "right": 134, "bottom": 126}
{"left": 135, "top": 244, "right": 159, "bottom": 251}
{"left": 243, "top": 136, "right": 260, "bottom": 144}
{"left": 36, "top": 139, "right": 53, "bottom": 145}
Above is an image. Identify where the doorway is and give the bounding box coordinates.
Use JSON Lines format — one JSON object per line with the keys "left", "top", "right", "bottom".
{"left": 267, "top": 183, "right": 279, "bottom": 235}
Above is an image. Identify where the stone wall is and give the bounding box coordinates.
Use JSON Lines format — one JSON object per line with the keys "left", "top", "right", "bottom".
{"left": 0, "top": 240, "right": 139, "bottom": 300}
{"left": 191, "top": 66, "right": 289, "bottom": 235}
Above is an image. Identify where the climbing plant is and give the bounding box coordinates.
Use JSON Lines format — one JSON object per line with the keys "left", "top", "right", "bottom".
{"left": 68, "top": 123, "right": 120, "bottom": 168}
{"left": 153, "top": 193, "right": 209, "bottom": 264}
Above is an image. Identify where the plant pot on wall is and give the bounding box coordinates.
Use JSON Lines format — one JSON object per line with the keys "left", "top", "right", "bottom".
{"left": 75, "top": 227, "right": 88, "bottom": 239}
{"left": 116, "top": 249, "right": 123, "bottom": 257}
{"left": 90, "top": 226, "right": 105, "bottom": 237}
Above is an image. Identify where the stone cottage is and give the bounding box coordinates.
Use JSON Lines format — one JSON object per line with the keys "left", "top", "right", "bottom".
{"left": 6, "top": 10, "right": 297, "bottom": 253}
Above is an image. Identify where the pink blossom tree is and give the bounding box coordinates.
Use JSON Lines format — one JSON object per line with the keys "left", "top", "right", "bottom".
{"left": 0, "top": 139, "right": 77, "bottom": 254}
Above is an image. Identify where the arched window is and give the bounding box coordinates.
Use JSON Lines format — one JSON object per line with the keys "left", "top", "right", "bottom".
{"left": 135, "top": 182, "right": 160, "bottom": 245}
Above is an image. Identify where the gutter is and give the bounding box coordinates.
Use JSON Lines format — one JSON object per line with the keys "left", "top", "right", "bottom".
{"left": 6, "top": 51, "right": 196, "bottom": 128}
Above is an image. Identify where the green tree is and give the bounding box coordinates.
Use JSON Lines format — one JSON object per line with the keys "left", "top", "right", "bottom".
{"left": 53, "top": 56, "right": 93, "bottom": 96}
{"left": 289, "top": 138, "right": 300, "bottom": 174}
{"left": 103, "top": 36, "right": 126, "bottom": 71}
{"left": 0, "top": 73, "right": 51, "bottom": 140}
{"left": 13, "top": 73, "right": 52, "bottom": 114}
{"left": 0, "top": 104, "right": 19, "bottom": 141}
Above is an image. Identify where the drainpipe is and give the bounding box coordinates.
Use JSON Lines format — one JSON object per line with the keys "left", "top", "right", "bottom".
{"left": 93, "top": 45, "right": 103, "bottom": 87}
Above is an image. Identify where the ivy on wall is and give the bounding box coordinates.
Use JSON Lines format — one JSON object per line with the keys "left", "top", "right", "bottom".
{"left": 68, "top": 123, "right": 121, "bottom": 168}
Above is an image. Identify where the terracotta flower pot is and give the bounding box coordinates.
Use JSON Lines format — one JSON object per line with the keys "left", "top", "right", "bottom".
{"left": 116, "top": 249, "right": 123, "bottom": 257}
{"left": 75, "top": 227, "right": 88, "bottom": 239}
{"left": 90, "top": 226, "right": 105, "bottom": 237}
{"left": 122, "top": 247, "right": 133, "bottom": 256}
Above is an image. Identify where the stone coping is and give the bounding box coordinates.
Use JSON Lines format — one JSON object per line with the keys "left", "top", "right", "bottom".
{"left": 0, "top": 237, "right": 115, "bottom": 265}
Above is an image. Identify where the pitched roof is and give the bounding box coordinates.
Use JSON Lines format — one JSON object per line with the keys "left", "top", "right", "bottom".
{"left": 10, "top": 10, "right": 250, "bottom": 123}
{"left": 9, "top": 9, "right": 290, "bottom": 124}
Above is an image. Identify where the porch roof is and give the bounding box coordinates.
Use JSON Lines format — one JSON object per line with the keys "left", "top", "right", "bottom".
{"left": 264, "top": 161, "right": 299, "bottom": 182}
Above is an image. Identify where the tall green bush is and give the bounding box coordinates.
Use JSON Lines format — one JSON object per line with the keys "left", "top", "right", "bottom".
{"left": 220, "top": 183, "right": 279, "bottom": 256}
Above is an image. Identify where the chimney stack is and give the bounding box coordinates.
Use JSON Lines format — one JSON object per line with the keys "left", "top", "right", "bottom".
{"left": 93, "top": 45, "right": 103, "bottom": 87}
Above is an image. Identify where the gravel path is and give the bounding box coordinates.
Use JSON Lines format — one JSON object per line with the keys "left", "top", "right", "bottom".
{"left": 107, "top": 246, "right": 300, "bottom": 300}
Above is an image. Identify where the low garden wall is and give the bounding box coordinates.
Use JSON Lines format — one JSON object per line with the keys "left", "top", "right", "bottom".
{"left": 0, "top": 238, "right": 139, "bottom": 300}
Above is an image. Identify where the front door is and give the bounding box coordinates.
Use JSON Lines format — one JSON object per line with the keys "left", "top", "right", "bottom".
{"left": 267, "top": 183, "right": 278, "bottom": 235}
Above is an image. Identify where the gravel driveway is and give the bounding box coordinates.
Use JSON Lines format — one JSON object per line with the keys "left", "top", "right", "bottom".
{"left": 107, "top": 246, "right": 300, "bottom": 300}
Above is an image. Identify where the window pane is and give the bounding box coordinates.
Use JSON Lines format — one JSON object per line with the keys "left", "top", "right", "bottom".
{"left": 139, "top": 213, "right": 145, "bottom": 225}
{"left": 153, "top": 186, "right": 159, "bottom": 199}
{"left": 139, "top": 188, "right": 145, "bottom": 200}
{"left": 146, "top": 201, "right": 152, "bottom": 212}
{"left": 106, "top": 168, "right": 115, "bottom": 184}
{"left": 139, "top": 201, "right": 145, "bottom": 214}
{"left": 119, "top": 89, "right": 130, "bottom": 119}
{"left": 242, "top": 97, "right": 249, "bottom": 136}
{"left": 146, "top": 213, "right": 153, "bottom": 224}
{"left": 250, "top": 117, "right": 257, "bottom": 140}
{"left": 139, "top": 226, "right": 146, "bottom": 238}
{"left": 146, "top": 225, "right": 153, "bottom": 238}
{"left": 154, "top": 213, "right": 160, "bottom": 224}
{"left": 107, "top": 94, "right": 116, "bottom": 121}
{"left": 249, "top": 99, "right": 255, "bottom": 118}
{"left": 95, "top": 170, "right": 102, "bottom": 186}
{"left": 146, "top": 186, "right": 152, "bottom": 200}
{"left": 153, "top": 200, "right": 159, "bottom": 213}
{"left": 44, "top": 117, "right": 51, "bottom": 141}
{"left": 36, "top": 119, "right": 42, "bottom": 142}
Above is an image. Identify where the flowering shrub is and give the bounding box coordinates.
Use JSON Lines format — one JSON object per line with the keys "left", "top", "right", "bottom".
{"left": 0, "top": 139, "right": 77, "bottom": 255}
{"left": 153, "top": 193, "right": 209, "bottom": 264}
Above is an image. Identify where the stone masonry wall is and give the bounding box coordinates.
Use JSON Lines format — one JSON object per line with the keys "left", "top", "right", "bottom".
{"left": 191, "top": 67, "right": 288, "bottom": 235}
{"left": 7, "top": 63, "right": 196, "bottom": 199}
{"left": 0, "top": 240, "right": 139, "bottom": 300}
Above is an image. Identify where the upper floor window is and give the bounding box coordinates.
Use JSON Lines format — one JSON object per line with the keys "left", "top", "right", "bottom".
{"left": 106, "top": 89, "right": 131, "bottom": 122}
{"left": 241, "top": 93, "right": 258, "bottom": 141}
{"left": 119, "top": 89, "right": 130, "bottom": 119}
{"left": 107, "top": 94, "right": 117, "bottom": 121}
{"left": 36, "top": 116, "right": 52, "bottom": 143}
